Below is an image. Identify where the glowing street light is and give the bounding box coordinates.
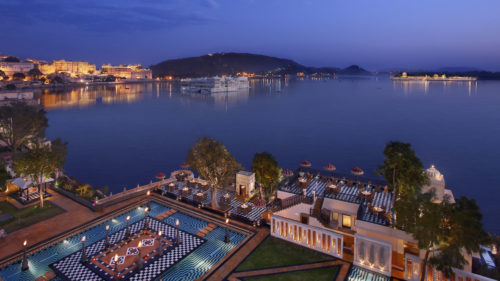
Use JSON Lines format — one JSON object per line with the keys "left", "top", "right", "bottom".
{"left": 157, "top": 230, "right": 163, "bottom": 256}
{"left": 144, "top": 206, "right": 150, "bottom": 230}
{"left": 125, "top": 216, "right": 131, "bottom": 239}
{"left": 175, "top": 218, "right": 180, "bottom": 244}
{"left": 105, "top": 225, "right": 110, "bottom": 249}
{"left": 80, "top": 236, "right": 87, "bottom": 264}
{"left": 113, "top": 253, "right": 119, "bottom": 278}
{"left": 21, "top": 240, "right": 29, "bottom": 271}
{"left": 224, "top": 218, "right": 230, "bottom": 243}
{"left": 137, "top": 241, "right": 143, "bottom": 269}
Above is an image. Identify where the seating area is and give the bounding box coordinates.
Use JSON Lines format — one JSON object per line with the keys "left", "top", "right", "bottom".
{"left": 279, "top": 168, "right": 393, "bottom": 226}
{"left": 159, "top": 180, "right": 267, "bottom": 224}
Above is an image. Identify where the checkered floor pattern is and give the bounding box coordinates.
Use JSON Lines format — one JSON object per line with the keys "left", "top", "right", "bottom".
{"left": 160, "top": 182, "right": 267, "bottom": 222}
{"left": 50, "top": 218, "right": 205, "bottom": 281}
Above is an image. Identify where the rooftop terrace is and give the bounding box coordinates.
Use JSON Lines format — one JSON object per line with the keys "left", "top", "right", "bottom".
{"left": 279, "top": 168, "right": 393, "bottom": 226}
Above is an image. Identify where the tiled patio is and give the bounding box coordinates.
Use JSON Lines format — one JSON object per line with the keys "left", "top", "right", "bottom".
{"left": 158, "top": 180, "right": 267, "bottom": 224}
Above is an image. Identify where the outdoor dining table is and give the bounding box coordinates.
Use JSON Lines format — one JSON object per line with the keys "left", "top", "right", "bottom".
{"left": 239, "top": 203, "right": 252, "bottom": 215}
{"left": 181, "top": 187, "right": 191, "bottom": 196}
{"left": 195, "top": 192, "right": 205, "bottom": 201}
{"left": 373, "top": 206, "right": 383, "bottom": 213}
{"left": 361, "top": 190, "right": 372, "bottom": 196}
{"left": 220, "top": 193, "right": 231, "bottom": 204}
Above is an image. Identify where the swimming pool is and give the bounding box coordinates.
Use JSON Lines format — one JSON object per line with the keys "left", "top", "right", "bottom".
{"left": 0, "top": 201, "right": 247, "bottom": 280}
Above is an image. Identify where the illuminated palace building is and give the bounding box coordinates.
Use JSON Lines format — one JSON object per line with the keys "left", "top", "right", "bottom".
{"left": 101, "top": 64, "right": 152, "bottom": 80}
{"left": 0, "top": 61, "right": 34, "bottom": 77}
{"left": 37, "top": 60, "right": 96, "bottom": 77}
{"left": 272, "top": 166, "right": 494, "bottom": 281}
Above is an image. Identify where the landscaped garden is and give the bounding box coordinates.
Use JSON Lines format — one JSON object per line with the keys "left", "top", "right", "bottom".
{"left": 56, "top": 177, "right": 108, "bottom": 202}
{"left": 236, "top": 236, "right": 336, "bottom": 271}
{"left": 243, "top": 267, "right": 339, "bottom": 281}
{"left": 0, "top": 200, "right": 64, "bottom": 233}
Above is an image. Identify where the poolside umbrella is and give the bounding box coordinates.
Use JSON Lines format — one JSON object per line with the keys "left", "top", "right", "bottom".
{"left": 180, "top": 162, "right": 190, "bottom": 169}
{"left": 283, "top": 169, "right": 294, "bottom": 177}
{"left": 300, "top": 160, "right": 311, "bottom": 168}
{"left": 156, "top": 172, "right": 166, "bottom": 180}
{"left": 324, "top": 163, "right": 336, "bottom": 171}
{"left": 351, "top": 167, "right": 364, "bottom": 182}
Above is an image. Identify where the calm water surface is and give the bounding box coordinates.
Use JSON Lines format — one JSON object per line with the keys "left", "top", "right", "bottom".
{"left": 40, "top": 77, "right": 500, "bottom": 233}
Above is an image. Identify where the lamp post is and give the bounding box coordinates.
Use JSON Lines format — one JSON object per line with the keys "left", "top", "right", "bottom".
{"left": 137, "top": 241, "right": 143, "bottom": 270}
{"left": 105, "top": 225, "right": 110, "bottom": 249}
{"left": 175, "top": 218, "right": 180, "bottom": 244}
{"left": 157, "top": 230, "right": 163, "bottom": 256}
{"left": 21, "top": 240, "right": 29, "bottom": 271}
{"left": 125, "top": 216, "right": 131, "bottom": 239}
{"left": 113, "top": 253, "right": 119, "bottom": 279}
{"left": 224, "top": 218, "right": 230, "bottom": 243}
{"left": 144, "top": 206, "right": 150, "bottom": 230}
{"left": 80, "top": 236, "right": 87, "bottom": 264}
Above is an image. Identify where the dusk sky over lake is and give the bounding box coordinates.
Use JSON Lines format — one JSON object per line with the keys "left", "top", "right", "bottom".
{"left": 2, "top": 0, "right": 500, "bottom": 70}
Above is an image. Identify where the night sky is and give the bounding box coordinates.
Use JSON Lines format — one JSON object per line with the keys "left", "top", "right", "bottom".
{"left": 2, "top": 0, "right": 500, "bottom": 70}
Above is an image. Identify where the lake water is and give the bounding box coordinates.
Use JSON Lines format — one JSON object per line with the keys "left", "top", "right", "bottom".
{"left": 40, "top": 77, "right": 500, "bottom": 234}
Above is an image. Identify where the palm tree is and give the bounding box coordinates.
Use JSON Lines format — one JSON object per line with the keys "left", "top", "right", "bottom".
{"left": 77, "top": 184, "right": 91, "bottom": 196}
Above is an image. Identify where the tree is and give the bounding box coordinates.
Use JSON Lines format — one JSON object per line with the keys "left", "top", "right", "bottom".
{"left": 0, "top": 166, "right": 10, "bottom": 192}
{"left": 13, "top": 139, "right": 68, "bottom": 207}
{"left": 28, "top": 68, "right": 43, "bottom": 79}
{"left": 0, "top": 69, "right": 6, "bottom": 79}
{"left": 186, "top": 137, "right": 242, "bottom": 208}
{"left": 377, "top": 141, "right": 428, "bottom": 215}
{"left": 13, "top": 72, "right": 26, "bottom": 80}
{"left": 0, "top": 102, "right": 48, "bottom": 152}
{"left": 251, "top": 152, "right": 280, "bottom": 201}
{"left": 395, "top": 191, "right": 489, "bottom": 281}
{"left": 3, "top": 56, "right": 20, "bottom": 62}
{"left": 76, "top": 184, "right": 92, "bottom": 197}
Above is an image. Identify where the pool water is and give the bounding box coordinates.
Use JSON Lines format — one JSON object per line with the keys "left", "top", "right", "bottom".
{"left": 0, "top": 202, "right": 246, "bottom": 281}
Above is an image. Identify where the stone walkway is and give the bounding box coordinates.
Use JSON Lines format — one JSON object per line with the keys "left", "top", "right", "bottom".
{"left": 226, "top": 259, "right": 350, "bottom": 281}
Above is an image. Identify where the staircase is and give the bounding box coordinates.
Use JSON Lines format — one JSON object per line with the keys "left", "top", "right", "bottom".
{"left": 310, "top": 197, "right": 338, "bottom": 229}
{"left": 311, "top": 197, "right": 324, "bottom": 218}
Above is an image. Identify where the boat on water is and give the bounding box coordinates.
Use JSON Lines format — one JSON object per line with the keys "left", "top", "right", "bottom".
{"left": 181, "top": 76, "right": 250, "bottom": 94}
{"left": 391, "top": 72, "right": 477, "bottom": 81}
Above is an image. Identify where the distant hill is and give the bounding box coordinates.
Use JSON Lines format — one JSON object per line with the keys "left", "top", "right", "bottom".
{"left": 338, "top": 65, "right": 371, "bottom": 75}
{"left": 150, "top": 53, "right": 369, "bottom": 77}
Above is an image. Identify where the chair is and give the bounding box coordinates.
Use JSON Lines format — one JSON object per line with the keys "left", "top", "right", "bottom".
{"left": 366, "top": 193, "right": 374, "bottom": 203}
{"left": 332, "top": 177, "right": 339, "bottom": 184}
{"left": 375, "top": 185, "right": 382, "bottom": 192}
{"left": 347, "top": 180, "right": 354, "bottom": 187}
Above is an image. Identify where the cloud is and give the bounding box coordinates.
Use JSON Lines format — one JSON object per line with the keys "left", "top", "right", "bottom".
{"left": 0, "top": 0, "right": 214, "bottom": 32}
